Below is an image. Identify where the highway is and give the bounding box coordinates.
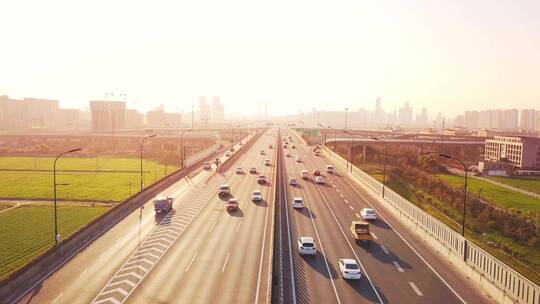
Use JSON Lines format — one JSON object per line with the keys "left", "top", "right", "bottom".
{"left": 276, "top": 129, "right": 490, "bottom": 304}
{"left": 15, "top": 131, "right": 277, "bottom": 304}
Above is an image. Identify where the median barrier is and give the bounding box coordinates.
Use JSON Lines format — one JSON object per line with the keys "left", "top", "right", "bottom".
{"left": 0, "top": 134, "right": 258, "bottom": 304}
{"left": 321, "top": 145, "right": 540, "bottom": 304}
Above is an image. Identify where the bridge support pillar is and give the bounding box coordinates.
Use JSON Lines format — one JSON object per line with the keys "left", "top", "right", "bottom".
{"left": 363, "top": 145, "right": 367, "bottom": 162}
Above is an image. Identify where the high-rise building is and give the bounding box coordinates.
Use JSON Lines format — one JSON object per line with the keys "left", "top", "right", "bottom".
{"left": 198, "top": 96, "right": 210, "bottom": 123}
{"left": 89, "top": 100, "right": 126, "bottom": 131}
{"left": 126, "top": 109, "right": 144, "bottom": 129}
{"left": 397, "top": 102, "right": 413, "bottom": 126}
{"left": 464, "top": 110, "right": 479, "bottom": 129}
{"left": 211, "top": 96, "right": 225, "bottom": 121}
{"left": 501, "top": 109, "right": 519, "bottom": 130}
{"left": 535, "top": 111, "right": 540, "bottom": 131}
{"left": 520, "top": 109, "right": 536, "bottom": 131}
{"left": 415, "top": 108, "right": 428, "bottom": 126}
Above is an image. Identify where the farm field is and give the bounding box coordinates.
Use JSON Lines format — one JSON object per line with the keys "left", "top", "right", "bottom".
{"left": 0, "top": 204, "right": 110, "bottom": 282}
{"left": 0, "top": 157, "right": 179, "bottom": 202}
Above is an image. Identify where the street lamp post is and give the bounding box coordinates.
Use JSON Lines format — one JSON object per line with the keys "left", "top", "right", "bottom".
{"left": 438, "top": 153, "right": 468, "bottom": 261}
{"left": 180, "top": 129, "right": 193, "bottom": 169}
{"left": 53, "top": 147, "right": 82, "bottom": 246}
{"left": 344, "top": 108, "right": 349, "bottom": 131}
{"left": 140, "top": 134, "right": 157, "bottom": 191}
{"left": 344, "top": 130, "right": 354, "bottom": 172}
{"left": 370, "top": 137, "right": 388, "bottom": 198}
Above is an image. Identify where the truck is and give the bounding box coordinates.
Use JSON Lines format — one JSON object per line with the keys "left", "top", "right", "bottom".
{"left": 350, "top": 221, "right": 372, "bottom": 243}
{"left": 153, "top": 196, "right": 174, "bottom": 214}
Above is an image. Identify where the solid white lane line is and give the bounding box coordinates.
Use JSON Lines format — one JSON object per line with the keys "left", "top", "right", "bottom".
{"left": 79, "top": 269, "right": 88, "bottom": 278}
{"left": 222, "top": 252, "right": 230, "bottom": 272}
{"left": 370, "top": 232, "right": 378, "bottom": 240}
{"left": 380, "top": 244, "right": 390, "bottom": 255}
{"left": 348, "top": 205, "right": 354, "bottom": 211}
{"left": 409, "top": 282, "right": 424, "bottom": 296}
{"left": 393, "top": 261, "right": 404, "bottom": 272}
{"left": 51, "top": 292, "right": 63, "bottom": 304}
{"left": 236, "top": 220, "right": 242, "bottom": 233}
{"left": 355, "top": 213, "right": 360, "bottom": 218}
{"left": 185, "top": 251, "right": 198, "bottom": 273}
{"left": 340, "top": 177, "right": 468, "bottom": 304}
{"left": 209, "top": 221, "right": 217, "bottom": 233}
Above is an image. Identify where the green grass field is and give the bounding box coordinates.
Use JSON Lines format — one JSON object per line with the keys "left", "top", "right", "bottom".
{"left": 437, "top": 174, "right": 540, "bottom": 218}
{"left": 487, "top": 176, "right": 540, "bottom": 195}
{"left": 0, "top": 204, "right": 110, "bottom": 282}
{"left": 0, "top": 157, "right": 179, "bottom": 202}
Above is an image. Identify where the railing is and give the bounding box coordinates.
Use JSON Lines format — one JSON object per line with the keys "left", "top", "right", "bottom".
{"left": 320, "top": 145, "right": 540, "bottom": 304}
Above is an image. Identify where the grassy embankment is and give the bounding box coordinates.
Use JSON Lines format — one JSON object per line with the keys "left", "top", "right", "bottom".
{"left": 0, "top": 156, "right": 179, "bottom": 282}
{"left": 487, "top": 176, "right": 540, "bottom": 195}
{"left": 357, "top": 162, "right": 540, "bottom": 285}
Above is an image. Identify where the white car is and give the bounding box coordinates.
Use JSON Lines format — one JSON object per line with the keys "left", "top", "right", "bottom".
{"left": 260, "top": 150, "right": 265, "bottom": 155}
{"left": 235, "top": 167, "right": 243, "bottom": 174}
{"left": 202, "top": 162, "right": 211, "bottom": 170}
{"left": 265, "top": 159, "right": 271, "bottom": 166}
{"left": 225, "top": 151, "right": 232, "bottom": 157}
{"left": 360, "top": 208, "right": 377, "bottom": 220}
{"left": 292, "top": 197, "right": 304, "bottom": 209}
{"left": 295, "top": 156, "right": 301, "bottom": 162}
{"left": 315, "top": 176, "right": 325, "bottom": 184}
{"left": 326, "top": 165, "right": 334, "bottom": 173}
{"left": 249, "top": 167, "right": 257, "bottom": 174}
{"left": 252, "top": 190, "right": 262, "bottom": 201}
{"left": 338, "top": 259, "right": 362, "bottom": 280}
{"left": 258, "top": 175, "right": 267, "bottom": 184}
{"left": 289, "top": 178, "right": 298, "bottom": 186}
{"left": 298, "top": 237, "right": 317, "bottom": 255}
{"left": 301, "top": 170, "right": 309, "bottom": 179}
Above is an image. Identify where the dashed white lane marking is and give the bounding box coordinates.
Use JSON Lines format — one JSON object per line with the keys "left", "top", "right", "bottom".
{"left": 52, "top": 292, "right": 63, "bottom": 304}
{"left": 339, "top": 194, "right": 344, "bottom": 198}
{"left": 79, "top": 269, "right": 88, "bottom": 278}
{"left": 236, "top": 220, "right": 242, "bottom": 232}
{"left": 209, "top": 221, "right": 217, "bottom": 233}
{"left": 393, "top": 261, "right": 404, "bottom": 272}
{"left": 185, "top": 251, "right": 198, "bottom": 273}
{"left": 332, "top": 185, "right": 336, "bottom": 188}
{"left": 221, "top": 252, "right": 230, "bottom": 272}
{"left": 348, "top": 205, "right": 354, "bottom": 211}
{"left": 344, "top": 199, "right": 349, "bottom": 203}
{"left": 336, "top": 188, "right": 340, "bottom": 192}
{"left": 370, "top": 232, "right": 378, "bottom": 240}
{"left": 355, "top": 213, "right": 360, "bottom": 218}
{"left": 380, "top": 244, "right": 390, "bottom": 255}
{"left": 409, "top": 282, "right": 424, "bottom": 296}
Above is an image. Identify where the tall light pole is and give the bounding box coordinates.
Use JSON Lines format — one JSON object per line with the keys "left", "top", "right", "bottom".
{"left": 344, "top": 130, "right": 354, "bottom": 172}
{"left": 140, "top": 134, "right": 157, "bottom": 191}
{"left": 53, "top": 148, "right": 82, "bottom": 246}
{"left": 370, "top": 137, "right": 388, "bottom": 198}
{"left": 180, "top": 129, "right": 193, "bottom": 168}
{"left": 344, "top": 108, "right": 349, "bottom": 131}
{"left": 438, "top": 153, "right": 468, "bottom": 261}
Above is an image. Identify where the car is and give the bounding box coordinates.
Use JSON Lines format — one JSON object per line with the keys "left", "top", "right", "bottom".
{"left": 315, "top": 176, "right": 325, "bottom": 184}
{"left": 258, "top": 175, "right": 267, "bottom": 184}
{"left": 252, "top": 190, "right": 262, "bottom": 201}
{"left": 338, "top": 259, "right": 362, "bottom": 280}
{"left": 301, "top": 170, "right": 309, "bottom": 179}
{"left": 326, "top": 165, "right": 334, "bottom": 173}
{"left": 285, "top": 152, "right": 291, "bottom": 157}
{"left": 313, "top": 169, "right": 321, "bottom": 176}
{"left": 289, "top": 178, "right": 298, "bottom": 186}
{"left": 203, "top": 162, "right": 211, "bottom": 170}
{"left": 218, "top": 184, "right": 230, "bottom": 197}
{"left": 295, "top": 156, "right": 301, "bottom": 162}
{"left": 260, "top": 150, "right": 265, "bottom": 155}
{"left": 291, "top": 145, "right": 296, "bottom": 149}
{"left": 265, "top": 159, "right": 271, "bottom": 166}
{"left": 225, "top": 151, "right": 232, "bottom": 157}
{"left": 292, "top": 197, "right": 304, "bottom": 209}
{"left": 315, "top": 151, "right": 320, "bottom": 157}
{"left": 298, "top": 237, "right": 317, "bottom": 255}
{"left": 235, "top": 167, "right": 243, "bottom": 174}
{"left": 249, "top": 167, "right": 257, "bottom": 174}
{"left": 268, "top": 144, "right": 273, "bottom": 149}
{"left": 360, "top": 208, "right": 377, "bottom": 220}
{"left": 229, "top": 147, "right": 235, "bottom": 152}
{"left": 227, "top": 198, "right": 239, "bottom": 212}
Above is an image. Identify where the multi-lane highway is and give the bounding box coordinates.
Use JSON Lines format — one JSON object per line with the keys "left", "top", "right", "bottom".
{"left": 11, "top": 128, "right": 491, "bottom": 304}
{"left": 275, "top": 129, "right": 491, "bottom": 304}
{"left": 15, "top": 131, "right": 277, "bottom": 304}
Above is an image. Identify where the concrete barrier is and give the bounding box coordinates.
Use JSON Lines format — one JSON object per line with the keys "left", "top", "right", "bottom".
{"left": 321, "top": 145, "right": 540, "bottom": 304}
{"left": 0, "top": 133, "right": 260, "bottom": 303}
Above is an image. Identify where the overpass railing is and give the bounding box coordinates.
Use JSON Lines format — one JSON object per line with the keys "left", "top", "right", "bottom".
{"left": 320, "top": 144, "right": 539, "bottom": 304}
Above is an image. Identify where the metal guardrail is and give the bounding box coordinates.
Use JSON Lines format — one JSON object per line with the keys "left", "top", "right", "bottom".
{"left": 320, "top": 145, "right": 540, "bottom": 304}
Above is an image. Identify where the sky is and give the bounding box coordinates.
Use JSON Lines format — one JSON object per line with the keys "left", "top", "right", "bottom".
{"left": 1, "top": 0, "right": 539, "bottom": 117}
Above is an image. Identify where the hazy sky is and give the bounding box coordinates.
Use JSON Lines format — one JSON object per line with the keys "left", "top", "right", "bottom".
{"left": 1, "top": 0, "right": 539, "bottom": 116}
